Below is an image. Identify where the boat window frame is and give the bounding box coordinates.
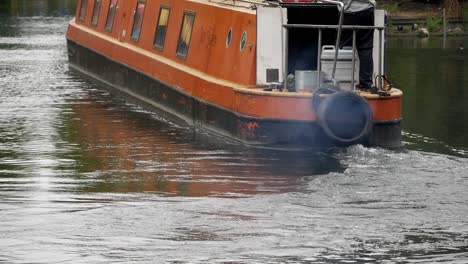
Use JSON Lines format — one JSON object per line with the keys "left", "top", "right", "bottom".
{"left": 79, "top": 0, "right": 88, "bottom": 22}
{"left": 104, "top": 0, "right": 119, "bottom": 33}
{"left": 130, "top": 0, "right": 147, "bottom": 42}
{"left": 240, "top": 31, "right": 247, "bottom": 52}
{"left": 91, "top": 0, "right": 102, "bottom": 27}
{"left": 153, "top": 5, "right": 171, "bottom": 51}
{"left": 176, "top": 10, "right": 196, "bottom": 60}
{"left": 226, "top": 27, "right": 233, "bottom": 48}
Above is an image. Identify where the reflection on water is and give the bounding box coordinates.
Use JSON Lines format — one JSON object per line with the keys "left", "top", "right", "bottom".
{"left": 387, "top": 37, "right": 468, "bottom": 156}
{"left": 0, "top": 1, "right": 468, "bottom": 263}
{"left": 60, "top": 89, "right": 343, "bottom": 196}
{"left": 0, "top": 0, "right": 76, "bottom": 17}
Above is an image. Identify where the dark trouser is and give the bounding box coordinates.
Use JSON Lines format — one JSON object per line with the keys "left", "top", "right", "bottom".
{"left": 340, "top": 8, "right": 375, "bottom": 89}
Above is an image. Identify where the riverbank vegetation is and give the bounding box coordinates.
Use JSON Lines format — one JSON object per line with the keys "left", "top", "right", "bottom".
{"left": 381, "top": 0, "right": 468, "bottom": 35}
{"left": 380, "top": 0, "right": 467, "bottom": 17}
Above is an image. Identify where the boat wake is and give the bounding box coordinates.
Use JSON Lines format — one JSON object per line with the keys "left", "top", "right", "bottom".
{"left": 403, "top": 131, "right": 468, "bottom": 158}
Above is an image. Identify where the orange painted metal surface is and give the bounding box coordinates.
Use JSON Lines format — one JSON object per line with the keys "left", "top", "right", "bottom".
{"left": 234, "top": 92, "right": 316, "bottom": 120}
{"left": 368, "top": 97, "right": 402, "bottom": 122}
{"left": 74, "top": 0, "right": 257, "bottom": 86}
{"left": 69, "top": 0, "right": 402, "bottom": 123}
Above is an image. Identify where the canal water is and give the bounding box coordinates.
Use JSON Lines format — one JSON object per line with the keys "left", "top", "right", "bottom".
{"left": 0, "top": 1, "right": 467, "bottom": 263}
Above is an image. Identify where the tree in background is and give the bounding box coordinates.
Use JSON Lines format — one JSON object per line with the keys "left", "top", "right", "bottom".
{"left": 443, "top": 0, "right": 461, "bottom": 16}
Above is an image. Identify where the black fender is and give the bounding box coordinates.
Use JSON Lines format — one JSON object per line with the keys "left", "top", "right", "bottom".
{"left": 316, "top": 91, "right": 373, "bottom": 145}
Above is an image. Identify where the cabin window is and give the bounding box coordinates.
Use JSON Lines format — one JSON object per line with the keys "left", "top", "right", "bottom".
{"left": 176, "top": 11, "right": 195, "bottom": 60}
{"left": 240, "top": 31, "right": 247, "bottom": 52}
{"left": 153, "top": 6, "right": 171, "bottom": 50}
{"left": 226, "top": 27, "right": 232, "bottom": 48}
{"left": 79, "top": 0, "right": 88, "bottom": 22}
{"left": 130, "top": 1, "right": 146, "bottom": 41}
{"left": 91, "top": 0, "right": 102, "bottom": 26}
{"left": 105, "top": 0, "right": 118, "bottom": 32}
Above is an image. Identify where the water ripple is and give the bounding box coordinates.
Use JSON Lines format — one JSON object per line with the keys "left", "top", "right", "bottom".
{"left": 1, "top": 2, "right": 467, "bottom": 263}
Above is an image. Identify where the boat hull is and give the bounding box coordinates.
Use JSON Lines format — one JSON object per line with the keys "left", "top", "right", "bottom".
{"left": 67, "top": 39, "right": 401, "bottom": 149}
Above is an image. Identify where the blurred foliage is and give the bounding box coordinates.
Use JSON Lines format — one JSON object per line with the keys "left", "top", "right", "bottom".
{"left": 380, "top": 2, "right": 400, "bottom": 15}
{"left": 380, "top": 0, "right": 464, "bottom": 17}
{"left": 425, "top": 16, "right": 442, "bottom": 32}
{"left": 442, "top": 0, "right": 461, "bottom": 16}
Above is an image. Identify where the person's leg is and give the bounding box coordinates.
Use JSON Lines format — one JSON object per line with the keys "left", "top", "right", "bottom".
{"left": 357, "top": 47, "right": 373, "bottom": 88}
{"left": 356, "top": 8, "right": 375, "bottom": 89}
{"left": 340, "top": 13, "right": 358, "bottom": 48}
{"left": 341, "top": 9, "right": 374, "bottom": 89}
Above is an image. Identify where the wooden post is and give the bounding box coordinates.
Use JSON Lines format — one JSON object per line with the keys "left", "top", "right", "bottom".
{"left": 443, "top": 8, "right": 447, "bottom": 49}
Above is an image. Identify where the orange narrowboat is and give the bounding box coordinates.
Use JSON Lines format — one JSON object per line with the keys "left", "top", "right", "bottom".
{"left": 66, "top": 0, "right": 403, "bottom": 149}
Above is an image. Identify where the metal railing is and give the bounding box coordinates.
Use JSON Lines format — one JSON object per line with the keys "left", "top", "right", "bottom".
{"left": 280, "top": 0, "right": 346, "bottom": 90}
{"left": 283, "top": 24, "right": 386, "bottom": 91}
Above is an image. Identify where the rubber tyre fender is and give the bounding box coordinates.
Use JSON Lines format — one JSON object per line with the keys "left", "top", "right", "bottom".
{"left": 316, "top": 91, "right": 373, "bottom": 145}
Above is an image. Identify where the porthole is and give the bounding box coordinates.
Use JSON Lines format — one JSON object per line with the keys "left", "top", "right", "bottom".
{"left": 226, "top": 27, "right": 232, "bottom": 48}
{"left": 240, "top": 31, "right": 247, "bottom": 52}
